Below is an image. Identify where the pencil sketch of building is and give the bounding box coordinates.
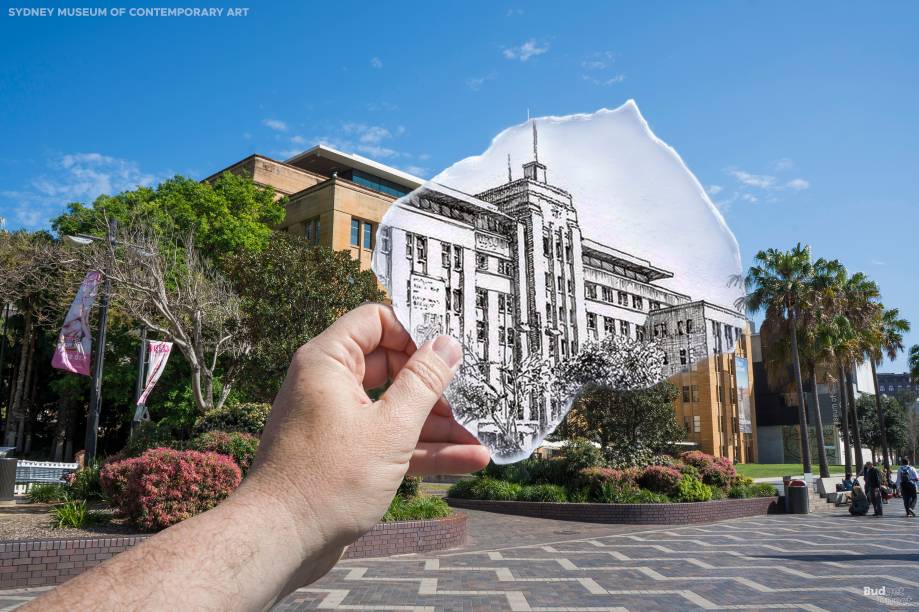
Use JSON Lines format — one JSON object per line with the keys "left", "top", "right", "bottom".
{"left": 373, "top": 124, "right": 753, "bottom": 462}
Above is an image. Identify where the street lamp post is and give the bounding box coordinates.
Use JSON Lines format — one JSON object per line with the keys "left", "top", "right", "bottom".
{"left": 130, "top": 325, "right": 147, "bottom": 437}
{"left": 83, "top": 219, "right": 116, "bottom": 464}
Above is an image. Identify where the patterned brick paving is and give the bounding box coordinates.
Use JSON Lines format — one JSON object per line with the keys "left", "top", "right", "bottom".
{"left": 1, "top": 508, "right": 917, "bottom": 610}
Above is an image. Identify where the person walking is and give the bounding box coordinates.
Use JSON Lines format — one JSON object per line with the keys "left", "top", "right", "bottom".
{"left": 863, "top": 461, "right": 884, "bottom": 516}
{"left": 895, "top": 458, "right": 918, "bottom": 517}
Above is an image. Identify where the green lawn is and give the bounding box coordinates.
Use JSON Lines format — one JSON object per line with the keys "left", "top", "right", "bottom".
{"left": 736, "top": 464, "right": 847, "bottom": 479}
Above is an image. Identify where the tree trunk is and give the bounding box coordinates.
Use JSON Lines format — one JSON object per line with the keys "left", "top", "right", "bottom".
{"left": 789, "top": 309, "right": 812, "bottom": 475}
{"left": 846, "top": 367, "right": 864, "bottom": 473}
{"left": 4, "top": 306, "right": 33, "bottom": 447}
{"left": 17, "top": 333, "right": 37, "bottom": 453}
{"left": 810, "top": 368, "right": 830, "bottom": 478}
{"left": 870, "top": 358, "right": 891, "bottom": 469}
{"left": 837, "top": 360, "right": 852, "bottom": 475}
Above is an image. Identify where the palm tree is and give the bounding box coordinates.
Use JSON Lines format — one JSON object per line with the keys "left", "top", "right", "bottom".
{"left": 819, "top": 314, "right": 857, "bottom": 475}
{"left": 866, "top": 307, "right": 911, "bottom": 469}
{"left": 745, "top": 244, "right": 816, "bottom": 476}
{"left": 910, "top": 344, "right": 919, "bottom": 383}
{"left": 786, "top": 257, "right": 844, "bottom": 478}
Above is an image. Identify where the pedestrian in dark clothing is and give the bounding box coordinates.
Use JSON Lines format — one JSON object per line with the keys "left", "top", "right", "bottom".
{"left": 863, "top": 462, "right": 884, "bottom": 516}
{"left": 850, "top": 485, "right": 869, "bottom": 516}
{"left": 895, "top": 458, "right": 919, "bottom": 517}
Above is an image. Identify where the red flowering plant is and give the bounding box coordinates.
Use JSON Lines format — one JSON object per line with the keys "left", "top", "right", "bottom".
{"left": 638, "top": 465, "right": 683, "bottom": 496}
{"left": 100, "top": 448, "right": 241, "bottom": 531}
{"left": 576, "top": 467, "right": 641, "bottom": 499}
{"left": 679, "top": 451, "right": 737, "bottom": 490}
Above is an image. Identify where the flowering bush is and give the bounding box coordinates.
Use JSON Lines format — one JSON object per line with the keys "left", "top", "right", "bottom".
{"left": 190, "top": 430, "right": 259, "bottom": 473}
{"left": 679, "top": 451, "right": 736, "bottom": 489}
{"left": 100, "top": 448, "right": 241, "bottom": 531}
{"left": 576, "top": 467, "right": 640, "bottom": 500}
{"left": 638, "top": 465, "right": 683, "bottom": 496}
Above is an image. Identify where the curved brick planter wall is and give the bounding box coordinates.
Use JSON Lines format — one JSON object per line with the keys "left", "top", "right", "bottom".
{"left": 0, "top": 514, "right": 466, "bottom": 589}
{"left": 446, "top": 497, "right": 779, "bottom": 524}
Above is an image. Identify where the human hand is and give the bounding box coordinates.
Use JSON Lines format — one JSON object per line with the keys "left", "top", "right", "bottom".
{"left": 239, "top": 303, "right": 490, "bottom": 584}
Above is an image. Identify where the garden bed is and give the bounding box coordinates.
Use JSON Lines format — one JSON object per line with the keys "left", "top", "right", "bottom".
{"left": 0, "top": 513, "right": 466, "bottom": 589}
{"left": 445, "top": 496, "right": 780, "bottom": 524}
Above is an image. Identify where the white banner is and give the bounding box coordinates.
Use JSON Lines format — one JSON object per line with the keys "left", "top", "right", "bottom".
{"left": 137, "top": 341, "right": 172, "bottom": 406}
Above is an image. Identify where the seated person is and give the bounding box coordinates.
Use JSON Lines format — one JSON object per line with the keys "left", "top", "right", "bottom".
{"left": 849, "top": 485, "right": 869, "bottom": 516}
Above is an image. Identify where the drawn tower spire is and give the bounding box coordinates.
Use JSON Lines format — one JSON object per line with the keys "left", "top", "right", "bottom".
{"left": 522, "top": 120, "right": 547, "bottom": 183}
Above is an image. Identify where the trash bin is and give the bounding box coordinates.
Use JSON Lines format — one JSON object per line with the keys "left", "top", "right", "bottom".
{"left": 787, "top": 479, "right": 809, "bottom": 514}
{"left": 0, "top": 458, "right": 17, "bottom": 502}
{"left": 782, "top": 475, "right": 792, "bottom": 512}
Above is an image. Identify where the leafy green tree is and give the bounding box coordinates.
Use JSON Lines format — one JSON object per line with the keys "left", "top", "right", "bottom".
{"left": 910, "top": 344, "right": 919, "bottom": 384}
{"left": 567, "top": 382, "right": 682, "bottom": 466}
{"left": 52, "top": 173, "right": 285, "bottom": 259}
{"left": 855, "top": 393, "right": 908, "bottom": 460}
{"left": 225, "top": 234, "right": 385, "bottom": 402}
{"left": 745, "top": 244, "right": 818, "bottom": 475}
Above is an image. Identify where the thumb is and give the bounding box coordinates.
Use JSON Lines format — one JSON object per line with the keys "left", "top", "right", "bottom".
{"left": 379, "top": 335, "right": 462, "bottom": 431}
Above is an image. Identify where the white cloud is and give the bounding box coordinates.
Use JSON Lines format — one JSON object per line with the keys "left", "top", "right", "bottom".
{"left": 370, "top": 57, "right": 383, "bottom": 69}
{"left": 505, "top": 8, "right": 523, "bottom": 16}
{"left": 774, "top": 157, "right": 795, "bottom": 171}
{"left": 581, "top": 74, "right": 625, "bottom": 86}
{"left": 581, "top": 51, "right": 616, "bottom": 71}
{"left": 401, "top": 164, "right": 428, "bottom": 177}
{"left": 262, "top": 118, "right": 288, "bottom": 132}
{"left": 366, "top": 100, "right": 398, "bottom": 112}
{"left": 740, "top": 193, "right": 759, "bottom": 204}
{"left": 502, "top": 39, "right": 549, "bottom": 62}
{"left": 786, "top": 178, "right": 810, "bottom": 190}
{"left": 707, "top": 185, "right": 724, "bottom": 195}
{"left": 729, "top": 170, "right": 776, "bottom": 189}
{"left": 466, "top": 76, "right": 486, "bottom": 91}
{"left": 290, "top": 135, "right": 306, "bottom": 145}
{"left": 1, "top": 153, "right": 158, "bottom": 229}
{"left": 871, "top": 259, "right": 886, "bottom": 266}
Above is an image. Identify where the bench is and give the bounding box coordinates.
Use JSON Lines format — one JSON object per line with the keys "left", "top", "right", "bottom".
{"left": 816, "top": 477, "right": 844, "bottom": 497}
{"left": 14, "top": 461, "right": 79, "bottom": 494}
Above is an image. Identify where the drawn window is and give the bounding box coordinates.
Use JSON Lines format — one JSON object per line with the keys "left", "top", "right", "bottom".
{"left": 636, "top": 326, "right": 645, "bottom": 341}
{"left": 476, "top": 320, "right": 486, "bottom": 342}
{"left": 620, "top": 320, "right": 630, "bottom": 336}
{"left": 497, "top": 294, "right": 507, "bottom": 313}
{"left": 632, "top": 295, "right": 643, "bottom": 310}
{"left": 476, "top": 253, "right": 488, "bottom": 270}
{"left": 442, "top": 244, "right": 451, "bottom": 268}
{"left": 416, "top": 237, "right": 427, "bottom": 262}
{"left": 476, "top": 289, "right": 488, "bottom": 310}
{"left": 680, "top": 349, "right": 687, "bottom": 365}
{"left": 452, "top": 289, "right": 462, "bottom": 314}
{"left": 618, "top": 292, "right": 628, "bottom": 306}
{"left": 453, "top": 246, "right": 463, "bottom": 270}
{"left": 587, "top": 312, "right": 597, "bottom": 330}
{"left": 682, "top": 386, "right": 691, "bottom": 403}
{"left": 405, "top": 234, "right": 413, "bottom": 258}
{"left": 604, "top": 317, "right": 615, "bottom": 335}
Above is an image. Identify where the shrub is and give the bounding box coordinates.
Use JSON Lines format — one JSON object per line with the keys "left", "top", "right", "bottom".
{"left": 596, "top": 481, "right": 641, "bottom": 503}
{"left": 50, "top": 500, "right": 101, "bottom": 529}
{"left": 100, "top": 448, "right": 242, "bottom": 531}
{"left": 397, "top": 476, "right": 422, "bottom": 499}
{"left": 471, "top": 478, "right": 522, "bottom": 501}
{"left": 383, "top": 495, "right": 451, "bottom": 522}
{"left": 735, "top": 475, "right": 754, "bottom": 487}
{"left": 517, "top": 484, "right": 568, "bottom": 502}
{"left": 559, "top": 438, "right": 605, "bottom": 479}
{"left": 576, "top": 467, "right": 639, "bottom": 501}
{"left": 116, "top": 421, "right": 183, "bottom": 460}
{"left": 709, "top": 486, "right": 726, "bottom": 500}
{"left": 447, "top": 479, "right": 478, "bottom": 499}
{"left": 29, "top": 483, "right": 69, "bottom": 503}
{"left": 679, "top": 451, "right": 736, "bottom": 489}
{"left": 194, "top": 402, "right": 271, "bottom": 436}
{"left": 728, "top": 484, "right": 751, "bottom": 499}
{"left": 676, "top": 463, "right": 700, "bottom": 479}
{"left": 633, "top": 489, "right": 670, "bottom": 503}
{"left": 190, "top": 431, "right": 259, "bottom": 474}
{"left": 675, "top": 475, "right": 713, "bottom": 502}
{"left": 638, "top": 465, "right": 683, "bottom": 496}
{"left": 751, "top": 483, "right": 777, "bottom": 498}
{"left": 68, "top": 464, "right": 104, "bottom": 501}
{"left": 568, "top": 487, "right": 589, "bottom": 502}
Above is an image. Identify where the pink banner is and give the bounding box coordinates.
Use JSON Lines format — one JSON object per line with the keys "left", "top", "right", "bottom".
{"left": 51, "top": 271, "right": 102, "bottom": 376}
{"left": 137, "top": 341, "right": 172, "bottom": 406}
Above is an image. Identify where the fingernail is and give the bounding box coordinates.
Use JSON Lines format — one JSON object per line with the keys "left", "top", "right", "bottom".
{"left": 432, "top": 335, "right": 461, "bottom": 368}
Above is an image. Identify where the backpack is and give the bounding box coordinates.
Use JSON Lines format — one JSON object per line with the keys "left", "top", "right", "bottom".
{"left": 901, "top": 466, "right": 917, "bottom": 494}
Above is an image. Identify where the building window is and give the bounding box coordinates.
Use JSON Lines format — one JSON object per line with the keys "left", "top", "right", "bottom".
{"left": 350, "top": 218, "right": 360, "bottom": 246}
{"left": 691, "top": 385, "right": 700, "bottom": 402}
{"left": 545, "top": 303, "right": 553, "bottom": 324}
{"left": 452, "top": 246, "right": 463, "bottom": 270}
{"left": 587, "top": 312, "right": 597, "bottom": 330}
{"left": 452, "top": 289, "right": 462, "bottom": 314}
{"left": 693, "top": 416, "right": 701, "bottom": 433}
{"left": 476, "top": 289, "right": 488, "bottom": 310}
{"left": 416, "top": 237, "right": 427, "bottom": 262}
{"left": 618, "top": 292, "right": 628, "bottom": 306}
{"left": 559, "top": 306, "right": 566, "bottom": 322}
{"left": 636, "top": 326, "right": 645, "bottom": 341}
{"left": 498, "top": 326, "right": 506, "bottom": 345}
{"left": 445, "top": 289, "right": 451, "bottom": 311}
{"left": 405, "top": 234, "right": 413, "bottom": 258}
{"left": 498, "top": 293, "right": 507, "bottom": 313}
{"left": 545, "top": 273, "right": 552, "bottom": 291}
{"left": 569, "top": 309, "right": 575, "bottom": 324}
{"left": 620, "top": 320, "right": 630, "bottom": 336}
{"left": 682, "top": 385, "right": 691, "bottom": 402}
{"left": 602, "top": 286, "right": 614, "bottom": 302}
{"left": 717, "top": 385, "right": 724, "bottom": 404}
{"left": 561, "top": 339, "right": 569, "bottom": 357}
{"left": 476, "top": 320, "right": 486, "bottom": 342}
{"left": 379, "top": 226, "right": 390, "bottom": 253}
{"left": 686, "top": 319, "right": 693, "bottom": 334}
{"left": 557, "top": 276, "right": 563, "bottom": 293}
{"left": 663, "top": 352, "right": 669, "bottom": 365}
{"left": 362, "top": 222, "right": 373, "bottom": 249}
{"left": 632, "top": 295, "right": 643, "bottom": 310}
{"left": 678, "top": 321, "right": 684, "bottom": 335}
{"left": 604, "top": 317, "right": 615, "bottom": 335}
{"left": 679, "top": 349, "right": 687, "bottom": 365}
{"left": 304, "top": 217, "right": 321, "bottom": 245}
{"left": 497, "top": 259, "right": 511, "bottom": 276}
{"left": 442, "top": 244, "right": 451, "bottom": 268}
{"left": 567, "top": 279, "right": 574, "bottom": 295}
{"left": 543, "top": 234, "right": 551, "bottom": 257}
{"left": 476, "top": 253, "right": 488, "bottom": 271}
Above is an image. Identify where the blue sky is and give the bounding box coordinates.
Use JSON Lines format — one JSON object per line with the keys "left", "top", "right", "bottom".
{"left": 1, "top": 2, "right": 916, "bottom": 371}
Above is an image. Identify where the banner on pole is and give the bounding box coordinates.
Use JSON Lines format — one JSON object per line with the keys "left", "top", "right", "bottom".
{"left": 137, "top": 341, "right": 172, "bottom": 407}
{"left": 51, "top": 271, "right": 102, "bottom": 376}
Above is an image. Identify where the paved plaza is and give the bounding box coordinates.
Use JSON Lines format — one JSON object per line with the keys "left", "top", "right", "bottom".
{"left": 1, "top": 508, "right": 917, "bottom": 610}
